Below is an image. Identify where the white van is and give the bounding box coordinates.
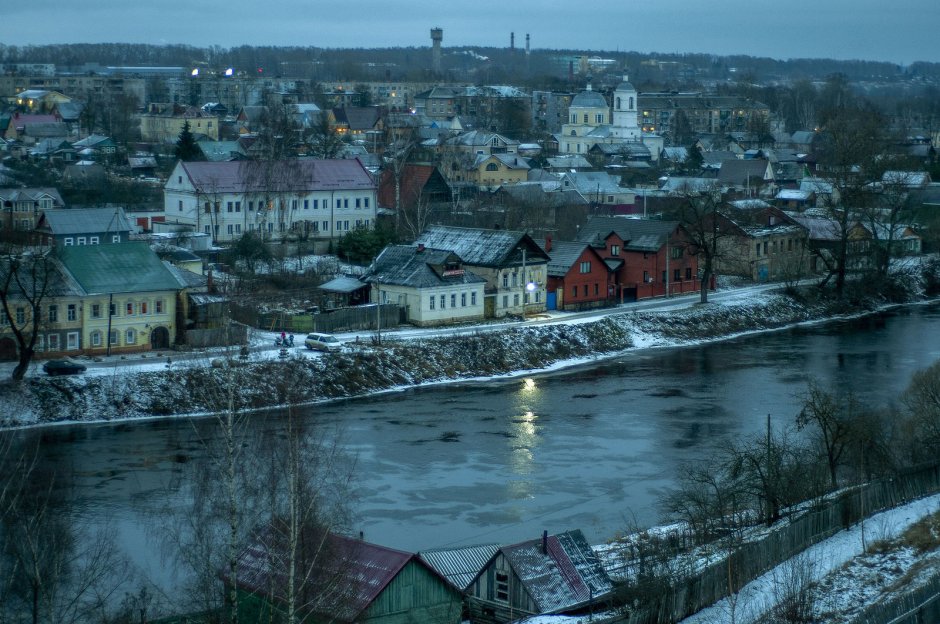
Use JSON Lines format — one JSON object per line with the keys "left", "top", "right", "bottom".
{"left": 304, "top": 332, "right": 342, "bottom": 352}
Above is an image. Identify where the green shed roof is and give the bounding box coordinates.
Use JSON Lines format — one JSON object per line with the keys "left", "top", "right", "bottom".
{"left": 56, "top": 242, "right": 182, "bottom": 294}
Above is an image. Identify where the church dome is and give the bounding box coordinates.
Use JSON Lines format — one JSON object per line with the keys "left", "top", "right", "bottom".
{"left": 571, "top": 88, "right": 608, "bottom": 109}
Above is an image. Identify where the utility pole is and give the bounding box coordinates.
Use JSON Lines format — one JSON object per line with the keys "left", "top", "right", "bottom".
{"left": 520, "top": 246, "right": 527, "bottom": 316}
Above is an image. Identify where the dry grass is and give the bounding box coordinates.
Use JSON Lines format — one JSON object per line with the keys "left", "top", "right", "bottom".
{"left": 900, "top": 509, "right": 940, "bottom": 554}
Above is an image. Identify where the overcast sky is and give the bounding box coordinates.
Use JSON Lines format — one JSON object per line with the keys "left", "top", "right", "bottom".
{"left": 5, "top": 0, "right": 939, "bottom": 65}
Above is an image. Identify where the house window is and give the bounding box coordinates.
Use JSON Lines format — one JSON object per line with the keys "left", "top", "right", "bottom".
{"left": 572, "top": 285, "right": 577, "bottom": 298}
{"left": 204, "top": 225, "right": 211, "bottom": 234}
{"left": 595, "top": 283, "right": 599, "bottom": 295}
{"left": 344, "top": 220, "right": 349, "bottom": 230}
{"left": 583, "top": 113, "right": 588, "bottom": 123}
{"left": 178, "top": 200, "right": 183, "bottom": 211}
{"left": 304, "top": 199, "right": 309, "bottom": 209}
{"left": 671, "top": 246, "right": 683, "bottom": 259}
{"left": 610, "top": 245, "right": 620, "bottom": 256}
{"left": 486, "top": 162, "right": 499, "bottom": 171}
{"left": 583, "top": 285, "right": 588, "bottom": 296}
{"left": 451, "top": 293, "right": 456, "bottom": 308}
{"left": 674, "top": 268, "right": 681, "bottom": 282}
{"left": 579, "top": 261, "right": 591, "bottom": 274}
{"left": 47, "top": 334, "right": 59, "bottom": 351}
{"left": 643, "top": 270, "right": 650, "bottom": 283}
{"left": 235, "top": 224, "right": 241, "bottom": 233}
{"left": 67, "top": 332, "right": 78, "bottom": 350}
{"left": 313, "top": 199, "right": 319, "bottom": 209}
{"left": 140, "top": 301, "right": 148, "bottom": 315}
{"left": 461, "top": 292, "right": 467, "bottom": 307}
{"left": 126, "top": 302, "right": 134, "bottom": 315}
{"left": 502, "top": 295, "right": 508, "bottom": 308}
{"left": 440, "top": 295, "right": 445, "bottom": 309}
{"left": 227, "top": 225, "right": 233, "bottom": 234}
{"left": 112, "top": 235, "right": 120, "bottom": 243}
{"left": 596, "top": 113, "right": 604, "bottom": 124}
{"left": 355, "top": 198, "right": 361, "bottom": 208}
{"left": 471, "top": 291, "right": 477, "bottom": 306}
{"left": 15, "top": 307, "right": 25, "bottom": 325}
{"left": 755, "top": 243, "right": 761, "bottom": 256}
{"left": 125, "top": 329, "right": 136, "bottom": 345}
{"left": 344, "top": 199, "right": 349, "bottom": 208}
{"left": 429, "top": 295, "right": 435, "bottom": 310}
{"left": 91, "top": 330, "right": 102, "bottom": 347}
{"left": 64, "top": 237, "right": 74, "bottom": 246}
{"left": 155, "top": 299, "right": 164, "bottom": 314}
{"left": 248, "top": 201, "right": 254, "bottom": 211}
{"left": 35, "top": 335, "right": 43, "bottom": 352}
{"left": 662, "top": 271, "right": 667, "bottom": 283}
{"left": 364, "top": 198, "right": 369, "bottom": 207}
{"left": 67, "top": 304, "right": 76, "bottom": 321}
{"left": 91, "top": 303, "right": 101, "bottom": 319}
{"left": 109, "top": 303, "right": 116, "bottom": 316}
{"left": 292, "top": 200, "right": 298, "bottom": 210}
{"left": 322, "top": 221, "right": 329, "bottom": 231}
{"left": 686, "top": 267, "right": 693, "bottom": 280}
{"left": 235, "top": 201, "right": 241, "bottom": 212}
{"left": 496, "top": 572, "right": 509, "bottom": 602}
{"left": 336, "top": 221, "right": 341, "bottom": 231}
{"left": 503, "top": 274, "right": 509, "bottom": 288}
{"left": 48, "top": 305, "right": 58, "bottom": 322}
{"left": 109, "top": 330, "right": 119, "bottom": 346}
{"left": 204, "top": 202, "right": 211, "bottom": 214}
{"left": 90, "top": 236, "right": 99, "bottom": 244}
{"left": 227, "top": 202, "right": 233, "bottom": 213}
{"left": 513, "top": 294, "right": 520, "bottom": 306}
{"left": 178, "top": 176, "right": 182, "bottom": 184}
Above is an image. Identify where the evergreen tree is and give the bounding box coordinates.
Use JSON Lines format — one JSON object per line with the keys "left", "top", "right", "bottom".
{"left": 174, "top": 120, "right": 201, "bottom": 161}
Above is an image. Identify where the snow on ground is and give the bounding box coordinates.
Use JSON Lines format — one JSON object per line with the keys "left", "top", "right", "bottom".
{"left": 679, "top": 494, "right": 940, "bottom": 624}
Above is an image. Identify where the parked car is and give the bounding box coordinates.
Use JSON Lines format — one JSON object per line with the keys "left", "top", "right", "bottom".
{"left": 42, "top": 358, "right": 87, "bottom": 376}
{"left": 304, "top": 333, "right": 342, "bottom": 352}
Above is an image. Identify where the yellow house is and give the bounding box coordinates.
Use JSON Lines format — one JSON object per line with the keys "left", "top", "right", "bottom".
{"left": 468, "top": 153, "right": 530, "bottom": 190}
{"left": 56, "top": 243, "right": 182, "bottom": 354}
{"left": 140, "top": 105, "right": 219, "bottom": 144}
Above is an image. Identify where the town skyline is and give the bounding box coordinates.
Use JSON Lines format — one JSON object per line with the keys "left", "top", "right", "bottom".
{"left": 4, "top": 0, "right": 940, "bottom": 66}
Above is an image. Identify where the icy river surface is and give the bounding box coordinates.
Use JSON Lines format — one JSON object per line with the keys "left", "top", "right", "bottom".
{"left": 20, "top": 303, "right": 940, "bottom": 586}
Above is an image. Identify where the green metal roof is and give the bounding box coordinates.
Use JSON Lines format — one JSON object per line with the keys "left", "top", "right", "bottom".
{"left": 56, "top": 242, "right": 182, "bottom": 294}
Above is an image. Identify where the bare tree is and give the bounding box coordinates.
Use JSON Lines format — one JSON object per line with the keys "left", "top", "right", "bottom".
{"left": 796, "top": 382, "right": 864, "bottom": 489}
{"left": 664, "top": 183, "right": 731, "bottom": 304}
{"left": 0, "top": 249, "right": 57, "bottom": 381}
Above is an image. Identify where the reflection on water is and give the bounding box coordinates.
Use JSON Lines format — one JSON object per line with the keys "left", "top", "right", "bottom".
{"left": 8, "top": 303, "right": 940, "bottom": 587}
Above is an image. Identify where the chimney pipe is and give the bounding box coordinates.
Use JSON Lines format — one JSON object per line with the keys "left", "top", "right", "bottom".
{"left": 526, "top": 33, "right": 530, "bottom": 55}
{"left": 545, "top": 235, "right": 552, "bottom": 253}
{"left": 417, "top": 243, "right": 425, "bottom": 253}
{"left": 511, "top": 32, "right": 515, "bottom": 51}
{"left": 542, "top": 530, "right": 548, "bottom": 554}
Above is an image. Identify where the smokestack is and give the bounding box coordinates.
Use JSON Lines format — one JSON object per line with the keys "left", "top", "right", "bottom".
{"left": 430, "top": 27, "right": 443, "bottom": 74}
{"left": 511, "top": 32, "right": 515, "bottom": 51}
{"left": 525, "top": 33, "right": 530, "bottom": 55}
{"left": 542, "top": 530, "right": 548, "bottom": 554}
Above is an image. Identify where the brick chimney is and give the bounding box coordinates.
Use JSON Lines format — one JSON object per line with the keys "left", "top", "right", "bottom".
{"left": 544, "top": 235, "right": 552, "bottom": 252}
{"left": 416, "top": 243, "right": 425, "bottom": 253}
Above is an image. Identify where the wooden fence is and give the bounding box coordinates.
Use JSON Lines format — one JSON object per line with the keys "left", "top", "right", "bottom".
{"left": 851, "top": 574, "right": 940, "bottom": 624}
{"left": 233, "top": 304, "right": 404, "bottom": 334}
{"left": 609, "top": 461, "right": 940, "bottom": 624}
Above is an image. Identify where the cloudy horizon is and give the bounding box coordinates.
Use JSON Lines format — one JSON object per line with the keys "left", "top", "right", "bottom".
{"left": 4, "top": 0, "right": 939, "bottom": 66}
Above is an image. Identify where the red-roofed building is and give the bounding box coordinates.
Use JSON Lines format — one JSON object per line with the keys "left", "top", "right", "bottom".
{"left": 163, "top": 159, "right": 378, "bottom": 245}
{"left": 234, "top": 530, "right": 463, "bottom": 623}
{"left": 377, "top": 164, "right": 451, "bottom": 212}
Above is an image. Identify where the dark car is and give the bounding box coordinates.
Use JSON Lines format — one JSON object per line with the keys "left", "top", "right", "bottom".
{"left": 42, "top": 358, "right": 87, "bottom": 376}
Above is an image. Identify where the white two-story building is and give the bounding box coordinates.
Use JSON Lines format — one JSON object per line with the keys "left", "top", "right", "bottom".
{"left": 162, "top": 159, "right": 377, "bottom": 245}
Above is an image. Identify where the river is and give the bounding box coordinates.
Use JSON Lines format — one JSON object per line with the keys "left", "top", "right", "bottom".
{"left": 12, "top": 302, "right": 940, "bottom": 589}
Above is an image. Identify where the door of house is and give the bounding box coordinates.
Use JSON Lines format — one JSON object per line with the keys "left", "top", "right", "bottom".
{"left": 150, "top": 326, "right": 170, "bottom": 349}
{"left": 546, "top": 291, "right": 557, "bottom": 311}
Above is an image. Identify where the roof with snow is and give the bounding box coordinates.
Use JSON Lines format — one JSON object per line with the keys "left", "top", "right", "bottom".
{"left": 37, "top": 207, "right": 133, "bottom": 236}
{"left": 578, "top": 216, "right": 680, "bottom": 252}
{"left": 500, "top": 529, "right": 614, "bottom": 614}
{"left": 416, "top": 225, "right": 549, "bottom": 268}
{"left": 361, "top": 245, "right": 486, "bottom": 289}
{"left": 56, "top": 242, "right": 184, "bottom": 294}
{"left": 544, "top": 240, "right": 598, "bottom": 276}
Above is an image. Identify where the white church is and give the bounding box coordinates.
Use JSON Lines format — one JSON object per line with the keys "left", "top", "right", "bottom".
{"left": 556, "top": 76, "right": 662, "bottom": 162}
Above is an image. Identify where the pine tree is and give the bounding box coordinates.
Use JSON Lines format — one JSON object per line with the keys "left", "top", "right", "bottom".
{"left": 174, "top": 120, "right": 201, "bottom": 161}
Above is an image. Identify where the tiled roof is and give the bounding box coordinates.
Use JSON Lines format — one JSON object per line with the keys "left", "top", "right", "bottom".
{"left": 543, "top": 240, "right": 594, "bottom": 276}
{"left": 501, "top": 530, "right": 613, "bottom": 614}
{"left": 56, "top": 242, "right": 183, "bottom": 294}
{"left": 0, "top": 254, "right": 85, "bottom": 300}
{"left": 178, "top": 159, "right": 375, "bottom": 194}
{"left": 419, "top": 543, "right": 501, "bottom": 591}
{"left": 718, "top": 159, "right": 772, "bottom": 186}
{"left": 0, "top": 187, "right": 65, "bottom": 206}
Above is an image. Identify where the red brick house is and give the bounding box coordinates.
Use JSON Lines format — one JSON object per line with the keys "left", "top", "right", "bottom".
{"left": 541, "top": 237, "right": 614, "bottom": 311}
{"left": 577, "top": 216, "right": 701, "bottom": 302}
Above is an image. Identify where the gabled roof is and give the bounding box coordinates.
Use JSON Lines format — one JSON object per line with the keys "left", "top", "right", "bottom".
{"left": 718, "top": 159, "right": 773, "bottom": 186}
{"left": 361, "top": 245, "right": 486, "bottom": 289}
{"left": 775, "top": 189, "right": 812, "bottom": 201}
{"left": 417, "top": 225, "right": 549, "bottom": 267}
{"left": 236, "top": 530, "right": 452, "bottom": 623}
{"left": 377, "top": 164, "right": 448, "bottom": 209}
{"left": 500, "top": 530, "right": 613, "bottom": 614}
{"left": 660, "top": 176, "right": 721, "bottom": 195}
{"left": 38, "top": 207, "right": 133, "bottom": 236}
{"left": 475, "top": 153, "right": 530, "bottom": 170}
{"left": 560, "top": 171, "right": 626, "bottom": 196}
{"left": 445, "top": 130, "right": 519, "bottom": 148}
{"left": 56, "top": 242, "right": 183, "bottom": 294}
{"left": 545, "top": 155, "right": 592, "bottom": 170}
{"left": 332, "top": 106, "right": 382, "bottom": 131}
{"left": 419, "top": 543, "right": 501, "bottom": 592}
{"left": 0, "top": 187, "right": 65, "bottom": 206}
{"left": 175, "top": 159, "right": 375, "bottom": 194}
{"left": 72, "top": 134, "right": 114, "bottom": 149}
{"left": 318, "top": 275, "right": 370, "bottom": 293}
{"left": 577, "top": 216, "right": 680, "bottom": 252}
{"left": 197, "top": 139, "right": 247, "bottom": 162}
{"left": 785, "top": 213, "right": 845, "bottom": 242}
{"left": 543, "top": 240, "right": 604, "bottom": 277}
{"left": 0, "top": 253, "right": 85, "bottom": 300}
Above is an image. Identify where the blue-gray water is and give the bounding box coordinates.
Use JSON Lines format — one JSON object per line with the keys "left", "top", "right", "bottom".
{"left": 14, "top": 303, "right": 940, "bottom": 586}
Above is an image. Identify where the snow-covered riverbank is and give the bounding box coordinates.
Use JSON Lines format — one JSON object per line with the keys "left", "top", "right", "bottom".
{"left": 0, "top": 289, "right": 931, "bottom": 429}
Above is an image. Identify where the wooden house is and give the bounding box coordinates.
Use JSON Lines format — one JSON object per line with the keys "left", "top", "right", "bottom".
{"left": 234, "top": 531, "right": 463, "bottom": 624}
{"left": 466, "top": 530, "right": 613, "bottom": 623}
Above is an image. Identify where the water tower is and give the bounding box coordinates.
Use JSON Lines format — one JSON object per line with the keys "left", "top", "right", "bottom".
{"left": 430, "top": 27, "right": 443, "bottom": 74}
